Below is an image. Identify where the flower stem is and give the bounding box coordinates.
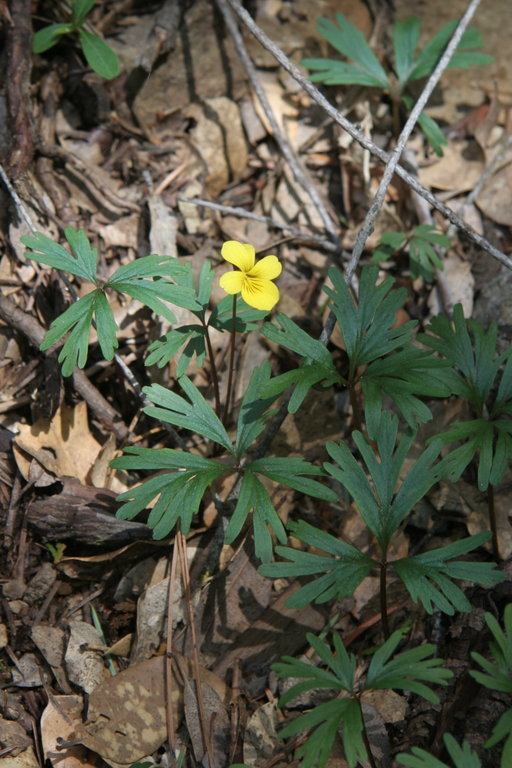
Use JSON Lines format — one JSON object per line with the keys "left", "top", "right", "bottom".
{"left": 358, "top": 697, "right": 378, "bottom": 768}
{"left": 204, "top": 323, "right": 221, "bottom": 416}
{"left": 222, "top": 295, "right": 237, "bottom": 425}
{"left": 487, "top": 483, "right": 500, "bottom": 560}
{"left": 380, "top": 558, "right": 390, "bottom": 640}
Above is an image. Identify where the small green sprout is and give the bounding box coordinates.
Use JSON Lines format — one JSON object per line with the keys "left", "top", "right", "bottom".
{"left": 32, "top": 0, "right": 120, "bottom": 79}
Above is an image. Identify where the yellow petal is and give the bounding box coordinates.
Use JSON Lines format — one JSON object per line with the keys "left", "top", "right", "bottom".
{"left": 221, "top": 241, "right": 255, "bottom": 273}
{"left": 248, "top": 254, "right": 282, "bottom": 280}
{"left": 241, "top": 277, "right": 280, "bottom": 311}
{"left": 219, "top": 270, "right": 245, "bottom": 295}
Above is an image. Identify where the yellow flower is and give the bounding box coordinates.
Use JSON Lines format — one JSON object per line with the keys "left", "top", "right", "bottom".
{"left": 219, "top": 240, "right": 282, "bottom": 311}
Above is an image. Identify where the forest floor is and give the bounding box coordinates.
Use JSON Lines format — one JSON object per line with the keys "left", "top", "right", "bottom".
{"left": 1, "top": 0, "right": 512, "bottom": 767}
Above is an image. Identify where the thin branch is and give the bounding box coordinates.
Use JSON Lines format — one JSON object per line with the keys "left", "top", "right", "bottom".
{"left": 177, "top": 196, "right": 339, "bottom": 252}
{"left": 215, "top": 0, "right": 341, "bottom": 250}
{"left": 346, "top": 0, "right": 483, "bottom": 279}
{"left": 225, "top": 0, "right": 512, "bottom": 272}
{"left": 0, "top": 293, "right": 129, "bottom": 441}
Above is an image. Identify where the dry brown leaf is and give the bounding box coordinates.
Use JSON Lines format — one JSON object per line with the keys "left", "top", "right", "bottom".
{"left": 419, "top": 143, "right": 484, "bottom": 194}
{"left": 41, "top": 695, "right": 92, "bottom": 768}
{"left": 0, "top": 716, "right": 33, "bottom": 756}
{"left": 243, "top": 700, "right": 284, "bottom": 766}
{"left": 64, "top": 620, "right": 105, "bottom": 694}
{"left": 56, "top": 654, "right": 227, "bottom": 765}
{"left": 428, "top": 251, "right": 475, "bottom": 317}
{"left": 14, "top": 402, "right": 101, "bottom": 485}
{"left": 476, "top": 161, "right": 512, "bottom": 225}
{"left": 361, "top": 689, "right": 407, "bottom": 724}
{"left": 185, "top": 97, "right": 248, "bottom": 197}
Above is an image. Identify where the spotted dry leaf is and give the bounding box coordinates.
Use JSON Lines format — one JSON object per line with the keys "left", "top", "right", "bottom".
{"left": 63, "top": 656, "right": 174, "bottom": 764}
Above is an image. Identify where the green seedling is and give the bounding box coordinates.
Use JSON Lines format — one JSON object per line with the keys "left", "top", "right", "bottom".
{"left": 32, "top": 0, "right": 120, "bottom": 79}
{"left": 420, "top": 304, "right": 512, "bottom": 558}
{"left": 301, "top": 14, "right": 493, "bottom": 154}
{"left": 373, "top": 225, "right": 451, "bottom": 281}
{"left": 397, "top": 733, "right": 482, "bottom": 768}
{"left": 470, "top": 604, "right": 512, "bottom": 767}
{"left": 274, "top": 627, "right": 452, "bottom": 768}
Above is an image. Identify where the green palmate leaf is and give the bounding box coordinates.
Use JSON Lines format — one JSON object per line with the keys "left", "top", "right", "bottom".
{"left": 420, "top": 304, "right": 505, "bottom": 407}
{"left": 210, "top": 295, "right": 268, "bottom": 333}
{"left": 225, "top": 470, "right": 287, "bottom": 563}
{"left": 304, "top": 14, "right": 389, "bottom": 89}
{"left": 259, "top": 520, "right": 376, "bottom": 608}
{"left": 284, "top": 698, "right": 365, "bottom": 768}
{"left": 93, "top": 289, "right": 119, "bottom": 361}
{"left": 78, "top": 28, "right": 120, "bottom": 79}
{"left": 437, "top": 418, "right": 512, "bottom": 490}
{"left": 112, "top": 447, "right": 226, "bottom": 537}
{"left": 260, "top": 315, "right": 340, "bottom": 412}
{"left": 397, "top": 733, "right": 482, "bottom": 768}
{"left": 362, "top": 346, "right": 453, "bottom": 437}
{"left": 484, "top": 709, "right": 512, "bottom": 768}
{"left": 261, "top": 314, "right": 335, "bottom": 365}
{"left": 300, "top": 58, "right": 387, "bottom": 87}
{"left": 408, "top": 225, "right": 450, "bottom": 277}
{"left": 471, "top": 604, "right": 512, "bottom": 693}
{"left": 145, "top": 325, "right": 206, "bottom": 376}
{"left": 107, "top": 254, "right": 189, "bottom": 283}
{"left": 393, "top": 17, "right": 422, "bottom": 87}
{"left": 32, "top": 23, "right": 73, "bottom": 53}
{"left": 235, "top": 361, "right": 279, "bottom": 458}
{"left": 393, "top": 532, "right": 502, "bottom": 615}
{"left": 324, "top": 412, "right": 442, "bottom": 551}
{"left": 408, "top": 21, "right": 492, "bottom": 82}
{"left": 373, "top": 231, "right": 408, "bottom": 263}
{"left": 324, "top": 266, "right": 416, "bottom": 378}
{"left": 22, "top": 228, "right": 98, "bottom": 282}
{"left": 364, "top": 628, "right": 452, "bottom": 702}
{"left": 274, "top": 632, "right": 366, "bottom": 768}
{"left": 248, "top": 457, "right": 337, "bottom": 501}
{"left": 415, "top": 109, "right": 448, "bottom": 157}
{"left": 72, "top": 0, "right": 97, "bottom": 26}
{"left": 143, "top": 378, "right": 233, "bottom": 452}
{"left": 40, "top": 290, "right": 98, "bottom": 376}
{"left": 275, "top": 632, "right": 356, "bottom": 702}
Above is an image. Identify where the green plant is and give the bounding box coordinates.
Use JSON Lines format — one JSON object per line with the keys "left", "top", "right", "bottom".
{"left": 397, "top": 733, "right": 482, "bottom": 767}
{"left": 373, "top": 225, "right": 451, "bottom": 281}
{"left": 470, "top": 604, "right": 512, "bottom": 767}
{"left": 301, "top": 14, "right": 493, "bottom": 154}
{"left": 261, "top": 410, "right": 502, "bottom": 636}
{"left": 263, "top": 265, "right": 453, "bottom": 438}
{"left": 32, "top": 0, "right": 120, "bottom": 79}
{"left": 273, "top": 627, "right": 452, "bottom": 768}
{"left": 111, "top": 362, "right": 336, "bottom": 562}
{"left": 22, "top": 227, "right": 508, "bottom": 768}
{"left": 420, "top": 304, "right": 512, "bottom": 558}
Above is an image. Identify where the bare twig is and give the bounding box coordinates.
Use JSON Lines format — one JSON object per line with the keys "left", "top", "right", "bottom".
{"left": 177, "top": 196, "right": 339, "bottom": 252}
{"left": 176, "top": 530, "right": 216, "bottom": 767}
{"left": 225, "top": 0, "right": 512, "bottom": 272}
{"left": 215, "top": 0, "right": 341, "bottom": 250}
{"left": 0, "top": 293, "right": 129, "bottom": 441}
{"left": 346, "top": 0, "right": 483, "bottom": 278}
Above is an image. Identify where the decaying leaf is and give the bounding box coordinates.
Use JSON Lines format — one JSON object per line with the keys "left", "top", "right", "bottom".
{"left": 65, "top": 620, "right": 105, "bottom": 694}
{"left": 53, "top": 654, "right": 229, "bottom": 765}
{"left": 14, "top": 402, "right": 101, "bottom": 485}
{"left": 243, "top": 700, "right": 284, "bottom": 765}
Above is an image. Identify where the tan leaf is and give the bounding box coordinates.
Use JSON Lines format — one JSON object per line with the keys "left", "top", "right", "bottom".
{"left": 14, "top": 402, "right": 101, "bottom": 484}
